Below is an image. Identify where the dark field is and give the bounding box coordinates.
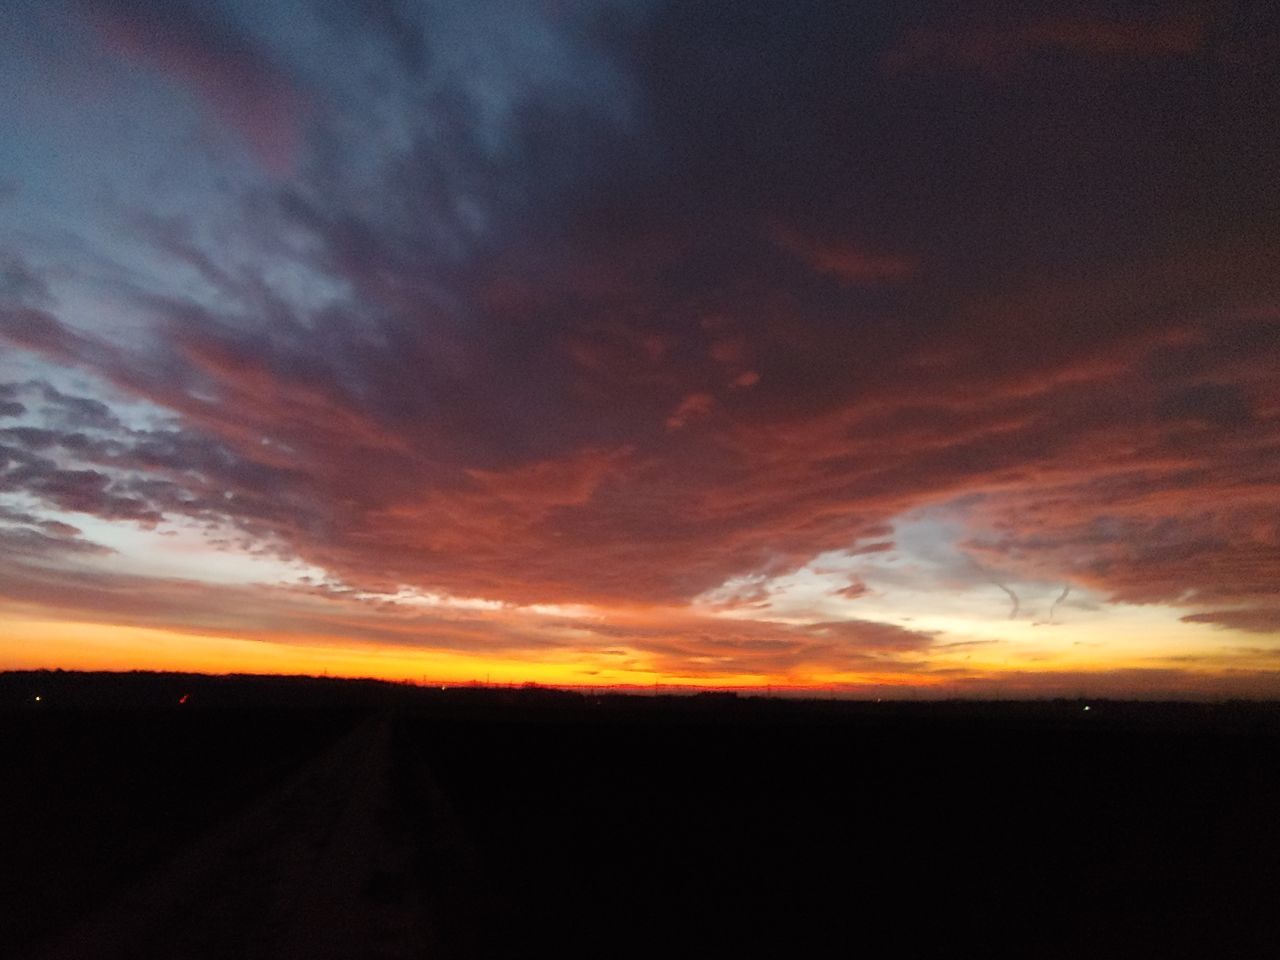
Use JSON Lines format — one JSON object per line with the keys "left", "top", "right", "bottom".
{"left": 0, "top": 703, "right": 358, "bottom": 953}
{"left": 3, "top": 672, "right": 1279, "bottom": 958}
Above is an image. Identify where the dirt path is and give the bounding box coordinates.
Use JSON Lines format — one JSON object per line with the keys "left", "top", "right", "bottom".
{"left": 35, "top": 717, "right": 447, "bottom": 960}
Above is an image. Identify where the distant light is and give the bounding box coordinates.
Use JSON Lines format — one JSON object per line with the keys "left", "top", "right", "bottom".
{"left": 440, "top": 686, "right": 446, "bottom": 691}
{"left": 179, "top": 694, "right": 189, "bottom": 704}
{"left": 1083, "top": 705, "right": 1091, "bottom": 711}
{"left": 34, "top": 695, "right": 41, "bottom": 702}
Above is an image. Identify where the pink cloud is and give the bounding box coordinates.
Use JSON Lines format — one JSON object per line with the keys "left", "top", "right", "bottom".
{"left": 89, "top": 4, "right": 306, "bottom": 174}
{"left": 666, "top": 392, "right": 714, "bottom": 430}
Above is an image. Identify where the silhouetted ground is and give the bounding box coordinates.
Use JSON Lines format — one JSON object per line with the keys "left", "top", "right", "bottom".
{"left": 3, "top": 671, "right": 1279, "bottom": 958}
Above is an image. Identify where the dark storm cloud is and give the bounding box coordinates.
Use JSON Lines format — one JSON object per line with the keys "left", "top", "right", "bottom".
{"left": 2, "top": 0, "right": 1278, "bottom": 635}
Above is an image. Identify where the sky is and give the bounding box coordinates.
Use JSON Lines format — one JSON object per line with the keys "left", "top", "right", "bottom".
{"left": 1, "top": 0, "right": 1278, "bottom": 696}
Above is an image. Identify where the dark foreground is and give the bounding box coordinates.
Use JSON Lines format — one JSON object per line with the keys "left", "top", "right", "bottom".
{"left": 3, "top": 672, "right": 1279, "bottom": 958}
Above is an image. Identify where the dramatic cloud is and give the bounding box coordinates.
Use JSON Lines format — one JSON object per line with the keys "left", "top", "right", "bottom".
{"left": 0, "top": 0, "right": 1277, "bottom": 690}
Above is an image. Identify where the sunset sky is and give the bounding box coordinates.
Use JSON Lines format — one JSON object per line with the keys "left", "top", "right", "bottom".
{"left": 2, "top": 0, "right": 1278, "bottom": 696}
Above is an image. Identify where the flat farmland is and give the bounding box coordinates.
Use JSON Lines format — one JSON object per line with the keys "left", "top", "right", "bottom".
{"left": 0, "top": 707, "right": 360, "bottom": 953}
{"left": 4, "top": 675, "right": 1279, "bottom": 959}
{"left": 410, "top": 705, "right": 1280, "bottom": 958}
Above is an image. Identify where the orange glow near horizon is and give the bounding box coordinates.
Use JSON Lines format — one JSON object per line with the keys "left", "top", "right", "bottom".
{"left": 5, "top": 612, "right": 1277, "bottom": 699}
{"left": 0, "top": 613, "right": 961, "bottom": 690}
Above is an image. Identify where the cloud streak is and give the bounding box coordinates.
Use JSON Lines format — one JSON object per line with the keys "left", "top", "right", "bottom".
{"left": 86, "top": 0, "right": 309, "bottom": 173}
